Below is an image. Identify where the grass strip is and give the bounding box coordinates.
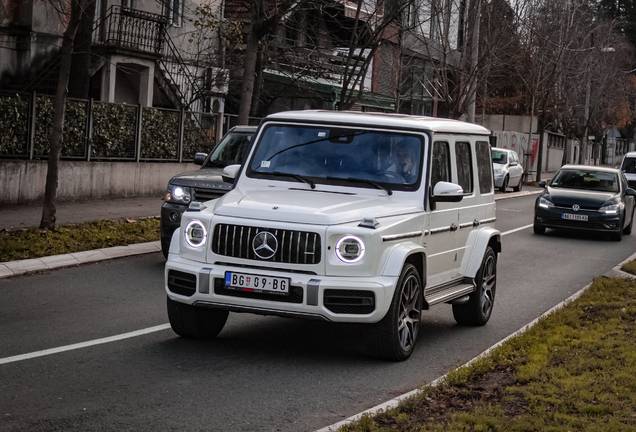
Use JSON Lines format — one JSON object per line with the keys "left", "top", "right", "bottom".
{"left": 341, "top": 276, "right": 636, "bottom": 431}
{"left": 0, "top": 217, "right": 160, "bottom": 262}
{"left": 622, "top": 260, "right": 636, "bottom": 275}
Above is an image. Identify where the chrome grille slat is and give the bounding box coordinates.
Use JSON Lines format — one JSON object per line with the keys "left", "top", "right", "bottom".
{"left": 212, "top": 224, "right": 321, "bottom": 264}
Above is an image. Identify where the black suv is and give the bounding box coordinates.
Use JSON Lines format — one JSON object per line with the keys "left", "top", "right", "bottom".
{"left": 160, "top": 125, "right": 257, "bottom": 258}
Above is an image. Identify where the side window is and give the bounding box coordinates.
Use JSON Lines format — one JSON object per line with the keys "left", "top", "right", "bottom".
{"left": 455, "top": 141, "right": 473, "bottom": 194}
{"left": 431, "top": 142, "right": 451, "bottom": 187}
{"left": 476, "top": 141, "right": 493, "bottom": 194}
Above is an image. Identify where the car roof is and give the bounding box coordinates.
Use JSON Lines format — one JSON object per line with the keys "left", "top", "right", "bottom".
{"left": 230, "top": 125, "right": 258, "bottom": 133}
{"left": 264, "top": 110, "right": 491, "bottom": 135}
{"left": 491, "top": 148, "right": 516, "bottom": 153}
{"left": 559, "top": 164, "right": 621, "bottom": 174}
{"left": 623, "top": 151, "right": 636, "bottom": 158}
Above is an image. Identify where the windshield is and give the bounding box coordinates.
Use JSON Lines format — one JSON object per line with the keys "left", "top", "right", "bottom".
{"left": 550, "top": 169, "right": 619, "bottom": 192}
{"left": 204, "top": 131, "right": 255, "bottom": 168}
{"left": 491, "top": 150, "right": 508, "bottom": 164}
{"left": 621, "top": 157, "right": 636, "bottom": 174}
{"left": 247, "top": 124, "right": 424, "bottom": 190}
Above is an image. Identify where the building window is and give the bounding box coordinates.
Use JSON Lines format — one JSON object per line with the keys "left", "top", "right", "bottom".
{"left": 121, "top": 0, "right": 133, "bottom": 8}
{"left": 165, "top": 0, "right": 182, "bottom": 27}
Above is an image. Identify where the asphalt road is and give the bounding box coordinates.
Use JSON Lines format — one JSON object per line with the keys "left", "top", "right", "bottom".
{"left": 1, "top": 193, "right": 635, "bottom": 432}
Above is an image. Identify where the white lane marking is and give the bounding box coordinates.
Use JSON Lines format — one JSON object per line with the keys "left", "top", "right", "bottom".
{"left": 1, "top": 224, "right": 535, "bottom": 367}
{"left": 0, "top": 324, "right": 171, "bottom": 365}
{"left": 501, "top": 223, "right": 533, "bottom": 236}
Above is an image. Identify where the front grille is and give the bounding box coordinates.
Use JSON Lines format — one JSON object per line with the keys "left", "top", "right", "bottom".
{"left": 212, "top": 224, "right": 321, "bottom": 264}
{"left": 546, "top": 218, "right": 618, "bottom": 230}
{"left": 214, "top": 278, "right": 303, "bottom": 303}
{"left": 192, "top": 187, "right": 225, "bottom": 202}
{"left": 324, "top": 289, "right": 375, "bottom": 314}
{"left": 168, "top": 270, "right": 197, "bottom": 297}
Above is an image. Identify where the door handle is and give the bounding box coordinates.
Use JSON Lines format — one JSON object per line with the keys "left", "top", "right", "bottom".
{"left": 450, "top": 223, "right": 458, "bottom": 232}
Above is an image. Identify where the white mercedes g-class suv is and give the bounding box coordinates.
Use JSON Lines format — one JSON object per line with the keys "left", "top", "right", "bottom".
{"left": 165, "top": 110, "right": 500, "bottom": 361}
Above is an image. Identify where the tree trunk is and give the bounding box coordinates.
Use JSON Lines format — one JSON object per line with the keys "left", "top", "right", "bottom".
{"left": 39, "top": 0, "right": 85, "bottom": 230}
{"left": 237, "top": 7, "right": 261, "bottom": 125}
{"left": 68, "top": 0, "right": 96, "bottom": 99}
{"left": 250, "top": 46, "right": 264, "bottom": 117}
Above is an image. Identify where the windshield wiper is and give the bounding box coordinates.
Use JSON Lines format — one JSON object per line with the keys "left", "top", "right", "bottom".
{"left": 260, "top": 171, "right": 316, "bottom": 189}
{"left": 327, "top": 177, "right": 392, "bottom": 196}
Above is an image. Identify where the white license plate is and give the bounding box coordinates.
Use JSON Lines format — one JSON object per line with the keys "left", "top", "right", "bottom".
{"left": 224, "top": 272, "right": 290, "bottom": 296}
{"left": 562, "top": 213, "right": 588, "bottom": 221}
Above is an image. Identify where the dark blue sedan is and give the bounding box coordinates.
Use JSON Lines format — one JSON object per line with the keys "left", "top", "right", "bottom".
{"left": 534, "top": 165, "right": 636, "bottom": 241}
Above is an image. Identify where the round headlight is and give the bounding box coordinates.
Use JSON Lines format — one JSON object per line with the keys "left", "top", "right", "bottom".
{"left": 184, "top": 220, "right": 207, "bottom": 248}
{"left": 335, "top": 235, "right": 365, "bottom": 263}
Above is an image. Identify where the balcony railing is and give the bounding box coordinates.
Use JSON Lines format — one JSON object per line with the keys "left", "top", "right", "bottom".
{"left": 93, "top": 5, "right": 166, "bottom": 55}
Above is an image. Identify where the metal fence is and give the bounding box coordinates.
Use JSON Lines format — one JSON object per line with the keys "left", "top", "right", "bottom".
{"left": 0, "top": 91, "right": 222, "bottom": 162}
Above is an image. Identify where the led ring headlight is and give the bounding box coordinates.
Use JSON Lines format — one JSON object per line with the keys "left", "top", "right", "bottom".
{"left": 335, "top": 235, "right": 365, "bottom": 263}
{"left": 184, "top": 220, "right": 207, "bottom": 248}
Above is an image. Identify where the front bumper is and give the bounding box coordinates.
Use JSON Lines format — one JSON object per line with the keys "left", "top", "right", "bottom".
{"left": 534, "top": 206, "right": 622, "bottom": 233}
{"left": 161, "top": 202, "right": 188, "bottom": 244}
{"left": 165, "top": 255, "right": 397, "bottom": 323}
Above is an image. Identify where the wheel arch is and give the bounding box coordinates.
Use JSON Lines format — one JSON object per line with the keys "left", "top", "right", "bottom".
{"left": 464, "top": 228, "right": 501, "bottom": 279}
{"left": 381, "top": 242, "right": 426, "bottom": 288}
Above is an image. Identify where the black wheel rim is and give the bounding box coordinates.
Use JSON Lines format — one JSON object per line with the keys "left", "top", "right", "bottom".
{"left": 397, "top": 274, "right": 421, "bottom": 351}
{"left": 480, "top": 254, "right": 496, "bottom": 317}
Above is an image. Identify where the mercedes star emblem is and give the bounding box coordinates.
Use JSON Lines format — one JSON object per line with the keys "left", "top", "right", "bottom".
{"left": 252, "top": 231, "right": 278, "bottom": 259}
{"left": 572, "top": 204, "right": 580, "bottom": 212}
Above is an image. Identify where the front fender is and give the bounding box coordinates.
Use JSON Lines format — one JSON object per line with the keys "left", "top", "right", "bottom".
{"left": 168, "top": 228, "right": 181, "bottom": 258}
{"left": 381, "top": 241, "right": 426, "bottom": 277}
{"left": 463, "top": 227, "right": 501, "bottom": 279}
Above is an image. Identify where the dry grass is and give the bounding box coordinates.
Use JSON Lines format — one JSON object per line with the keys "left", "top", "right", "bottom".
{"left": 0, "top": 217, "right": 160, "bottom": 262}
{"left": 340, "top": 276, "right": 636, "bottom": 431}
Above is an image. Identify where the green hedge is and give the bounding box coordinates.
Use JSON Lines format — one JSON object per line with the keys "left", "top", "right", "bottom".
{"left": 0, "top": 95, "right": 218, "bottom": 160}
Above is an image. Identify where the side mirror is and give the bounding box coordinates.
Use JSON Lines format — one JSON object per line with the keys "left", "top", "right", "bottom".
{"left": 626, "top": 188, "right": 636, "bottom": 196}
{"left": 222, "top": 164, "right": 241, "bottom": 184}
{"left": 431, "top": 181, "right": 464, "bottom": 203}
{"left": 509, "top": 161, "right": 518, "bottom": 167}
{"left": 193, "top": 152, "right": 207, "bottom": 166}
{"left": 539, "top": 180, "right": 547, "bottom": 188}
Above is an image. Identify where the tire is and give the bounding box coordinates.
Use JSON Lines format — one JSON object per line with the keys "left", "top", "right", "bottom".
{"left": 373, "top": 263, "right": 423, "bottom": 361}
{"left": 453, "top": 246, "right": 496, "bottom": 326}
{"left": 513, "top": 178, "right": 523, "bottom": 192}
{"left": 624, "top": 212, "right": 634, "bottom": 235}
{"left": 161, "top": 236, "right": 171, "bottom": 260}
{"left": 499, "top": 176, "right": 508, "bottom": 193}
{"left": 533, "top": 223, "right": 545, "bottom": 235}
{"left": 167, "top": 296, "right": 229, "bottom": 339}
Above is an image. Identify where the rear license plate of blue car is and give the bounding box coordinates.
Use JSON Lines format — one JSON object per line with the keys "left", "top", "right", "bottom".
{"left": 562, "top": 213, "right": 588, "bottom": 221}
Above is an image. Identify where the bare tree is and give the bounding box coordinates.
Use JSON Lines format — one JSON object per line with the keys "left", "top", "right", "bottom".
{"left": 40, "top": 0, "right": 91, "bottom": 230}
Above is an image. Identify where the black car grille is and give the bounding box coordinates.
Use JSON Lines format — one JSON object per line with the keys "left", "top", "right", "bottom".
{"left": 168, "top": 270, "right": 197, "bottom": 297}
{"left": 324, "top": 289, "right": 375, "bottom": 314}
{"left": 212, "top": 224, "right": 321, "bottom": 264}
{"left": 546, "top": 218, "right": 619, "bottom": 230}
{"left": 192, "top": 187, "right": 225, "bottom": 202}
{"left": 214, "top": 278, "right": 303, "bottom": 304}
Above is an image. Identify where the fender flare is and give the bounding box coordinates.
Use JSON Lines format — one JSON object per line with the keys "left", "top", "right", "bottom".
{"left": 463, "top": 227, "right": 501, "bottom": 279}
{"left": 169, "top": 228, "right": 181, "bottom": 256}
{"left": 381, "top": 241, "right": 427, "bottom": 279}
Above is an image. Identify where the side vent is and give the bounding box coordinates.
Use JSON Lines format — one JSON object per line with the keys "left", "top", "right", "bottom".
{"left": 324, "top": 290, "right": 375, "bottom": 314}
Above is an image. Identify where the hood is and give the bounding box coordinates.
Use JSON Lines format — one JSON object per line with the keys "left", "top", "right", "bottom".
{"left": 213, "top": 188, "right": 422, "bottom": 225}
{"left": 545, "top": 186, "right": 617, "bottom": 209}
{"left": 169, "top": 168, "right": 231, "bottom": 191}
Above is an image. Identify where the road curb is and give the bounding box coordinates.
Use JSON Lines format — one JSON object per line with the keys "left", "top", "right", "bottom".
{"left": 315, "top": 251, "right": 636, "bottom": 432}
{"left": 0, "top": 241, "right": 161, "bottom": 279}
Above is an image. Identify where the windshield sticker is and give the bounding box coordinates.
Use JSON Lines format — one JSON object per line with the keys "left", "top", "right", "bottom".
{"left": 261, "top": 161, "right": 271, "bottom": 168}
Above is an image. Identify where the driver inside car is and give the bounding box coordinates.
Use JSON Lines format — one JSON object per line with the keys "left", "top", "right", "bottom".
{"left": 393, "top": 141, "right": 419, "bottom": 183}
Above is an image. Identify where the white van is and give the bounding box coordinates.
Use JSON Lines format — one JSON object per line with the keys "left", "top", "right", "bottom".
{"left": 620, "top": 151, "right": 636, "bottom": 189}
{"left": 165, "top": 111, "right": 501, "bottom": 361}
